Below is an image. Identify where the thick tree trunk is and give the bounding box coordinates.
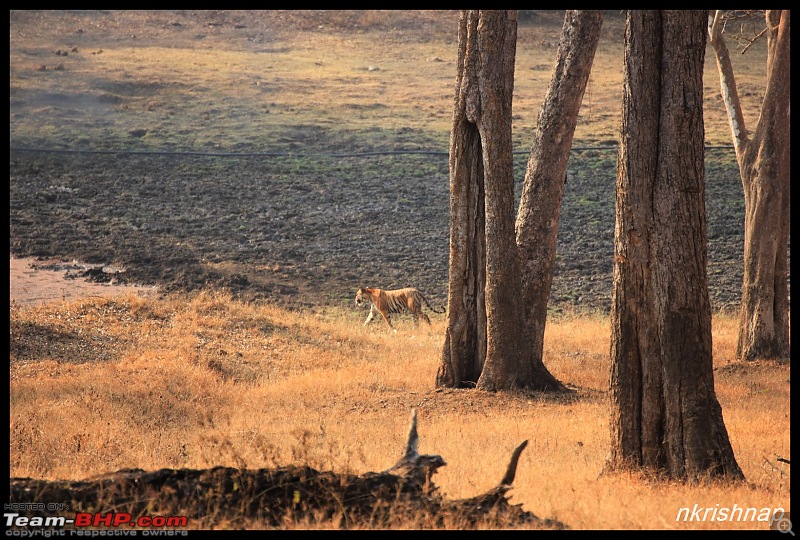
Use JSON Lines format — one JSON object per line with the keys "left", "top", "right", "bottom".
{"left": 437, "top": 129, "right": 486, "bottom": 387}
{"left": 472, "top": 10, "right": 535, "bottom": 392}
{"left": 708, "top": 10, "right": 791, "bottom": 361}
{"left": 609, "top": 10, "right": 743, "bottom": 481}
{"left": 516, "top": 10, "right": 604, "bottom": 372}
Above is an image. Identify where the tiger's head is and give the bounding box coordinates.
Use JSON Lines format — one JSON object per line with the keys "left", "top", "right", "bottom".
{"left": 355, "top": 288, "right": 367, "bottom": 307}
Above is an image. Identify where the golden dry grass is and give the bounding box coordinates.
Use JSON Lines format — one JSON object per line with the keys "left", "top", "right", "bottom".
{"left": 9, "top": 292, "right": 790, "bottom": 530}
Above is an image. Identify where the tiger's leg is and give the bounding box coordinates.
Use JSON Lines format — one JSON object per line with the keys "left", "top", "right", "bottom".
{"left": 380, "top": 311, "right": 395, "bottom": 331}
{"left": 410, "top": 298, "right": 431, "bottom": 326}
{"left": 410, "top": 309, "right": 427, "bottom": 326}
{"left": 364, "top": 305, "right": 378, "bottom": 326}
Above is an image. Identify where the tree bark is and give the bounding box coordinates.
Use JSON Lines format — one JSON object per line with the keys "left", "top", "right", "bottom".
{"left": 516, "top": 10, "right": 604, "bottom": 373}
{"left": 708, "top": 10, "right": 791, "bottom": 361}
{"left": 609, "top": 10, "right": 744, "bottom": 481}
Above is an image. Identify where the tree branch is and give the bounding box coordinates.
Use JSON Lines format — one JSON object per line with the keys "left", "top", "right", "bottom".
{"left": 739, "top": 26, "right": 767, "bottom": 54}
{"left": 499, "top": 440, "right": 529, "bottom": 486}
{"left": 708, "top": 10, "right": 750, "bottom": 162}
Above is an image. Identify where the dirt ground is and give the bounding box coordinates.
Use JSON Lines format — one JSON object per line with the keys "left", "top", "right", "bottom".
{"left": 10, "top": 255, "right": 156, "bottom": 306}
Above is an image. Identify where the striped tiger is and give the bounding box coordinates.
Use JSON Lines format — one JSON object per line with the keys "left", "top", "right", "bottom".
{"left": 355, "top": 287, "right": 445, "bottom": 331}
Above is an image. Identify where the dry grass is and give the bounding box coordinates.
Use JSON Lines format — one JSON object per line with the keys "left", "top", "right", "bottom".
{"left": 9, "top": 292, "right": 790, "bottom": 530}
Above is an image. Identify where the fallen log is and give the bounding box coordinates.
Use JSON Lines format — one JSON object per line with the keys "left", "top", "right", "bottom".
{"left": 8, "top": 409, "right": 565, "bottom": 529}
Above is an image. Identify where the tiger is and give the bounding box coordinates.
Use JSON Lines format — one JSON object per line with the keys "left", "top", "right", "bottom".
{"left": 355, "top": 287, "right": 445, "bottom": 331}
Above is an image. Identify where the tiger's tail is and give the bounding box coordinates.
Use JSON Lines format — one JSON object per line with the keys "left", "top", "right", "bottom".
{"left": 419, "top": 291, "right": 446, "bottom": 314}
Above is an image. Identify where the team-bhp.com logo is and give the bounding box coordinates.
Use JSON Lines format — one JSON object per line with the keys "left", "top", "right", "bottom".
{"left": 4, "top": 505, "right": 189, "bottom": 535}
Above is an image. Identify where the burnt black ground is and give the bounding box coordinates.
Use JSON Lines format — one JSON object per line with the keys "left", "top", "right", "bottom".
{"left": 9, "top": 148, "right": 755, "bottom": 314}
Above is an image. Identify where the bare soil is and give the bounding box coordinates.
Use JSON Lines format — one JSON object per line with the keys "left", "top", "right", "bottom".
{"left": 9, "top": 256, "right": 156, "bottom": 306}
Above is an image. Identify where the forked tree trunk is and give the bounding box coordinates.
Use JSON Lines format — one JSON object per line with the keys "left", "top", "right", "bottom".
{"left": 608, "top": 10, "right": 743, "bottom": 481}
{"left": 438, "top": 10, "right": 563, "bottom": 392}
{"left": 708, "top": 10, "right": 790, "bottom": 362}
{"left": 516, "top": 10, "right": 604, "bottom": 370}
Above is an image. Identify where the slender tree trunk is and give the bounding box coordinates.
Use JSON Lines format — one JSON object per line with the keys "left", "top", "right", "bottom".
{"left": 736, "top": 10, "right": 791, "bottom": 361}
{"left": 516, "top": 10, "right": 604, "bottom": 371}
{"left": 437, "top": 112, "right": 486, "bottom": 387}
{"left": 708, "top": 10, "right": 791, "bottom": 361}
{"left": 609, "top": 10, "right": 743, "bottom": 481}
{"left": 437, "top": 11, "right": 490, "bottom": 388}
